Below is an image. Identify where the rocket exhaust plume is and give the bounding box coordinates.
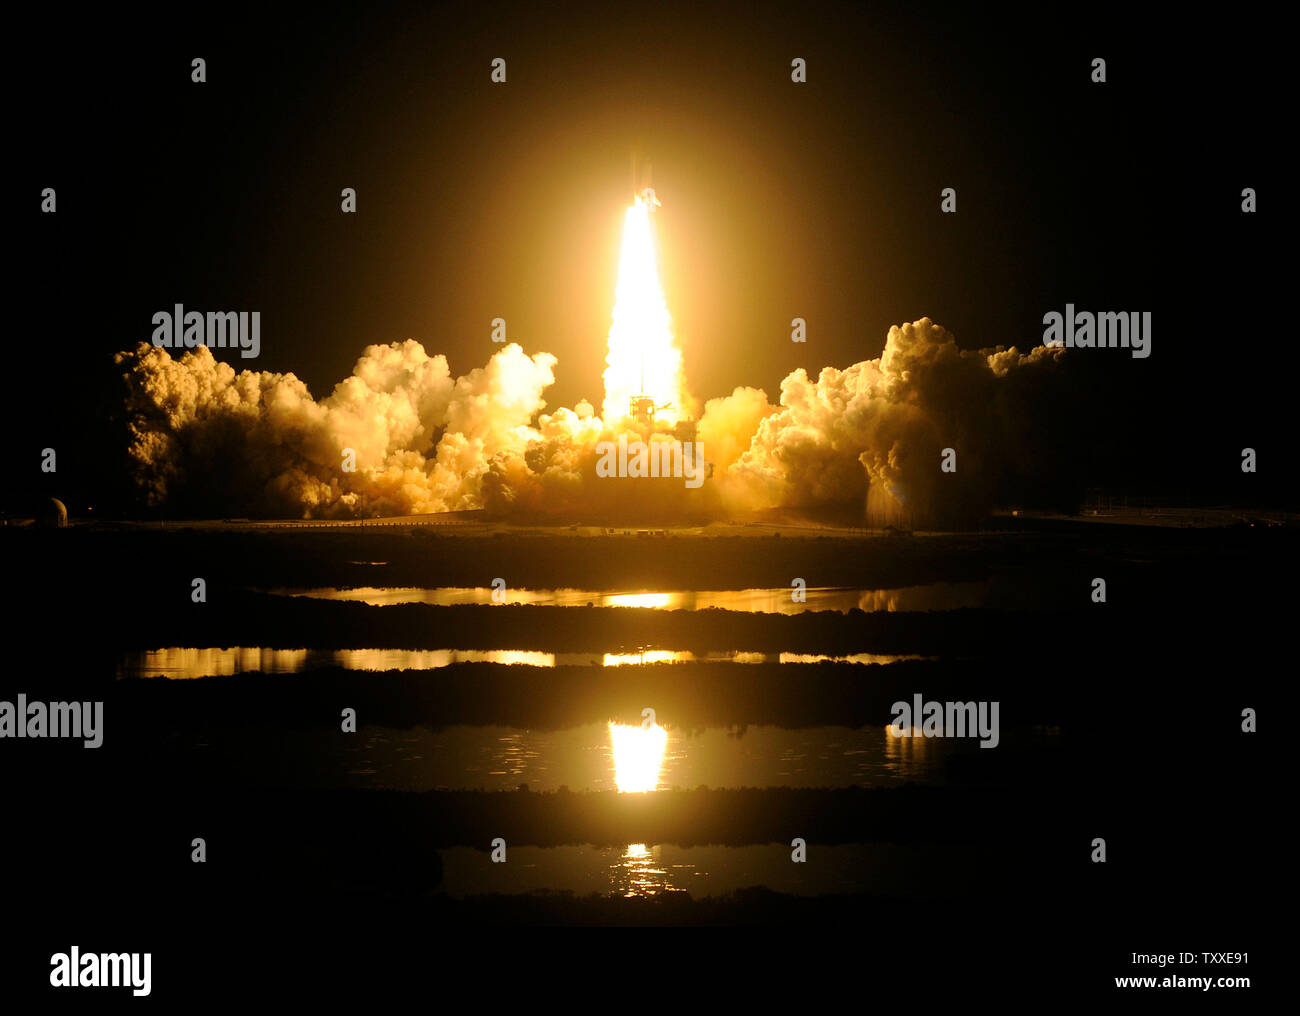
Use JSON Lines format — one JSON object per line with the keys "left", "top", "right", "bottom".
{"left": 601, "top": 190, "right": 685, "bottom": 425}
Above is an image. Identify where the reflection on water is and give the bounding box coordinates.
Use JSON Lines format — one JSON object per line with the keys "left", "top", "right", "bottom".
{"left": 117, "top": 647, "right": 929, "bottom": 680}
{"left": 609, "top": 722, "right": 668, "bottom": 792}
{"left": 607, "top": 593, "right": 673, "bottom": 609}
{"left": 183, "top": 722, "right": 967, "bottom": 791}
{"left": 605, "top": 650, "right": 677, "bottom": 666}
{"left": 335, "top": 649, "right": 551, "bottom": 670}
{"left": 443, "top": 842, "right": 988, "bottom": 898}
{"left": 117, "top": 648, "right": 554, "bottom": 679}
{"left": 114, "top": 647, "right": 313, "bottom": 679}
{"left": 883, "top": 723, "right": 936, "bottom": 777}
{"left": 267, "top": 582, "right": 994, "bottom": 613}
{"left": 780, "top": 652, "right": 926, "bottom": 665}
{"left": 612, "top": 843, "right": 674, "bottom": 897}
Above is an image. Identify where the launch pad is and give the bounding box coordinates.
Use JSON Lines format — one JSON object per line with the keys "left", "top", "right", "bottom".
{"left": 628, "top": 394, "right": 662, "bottom": 427}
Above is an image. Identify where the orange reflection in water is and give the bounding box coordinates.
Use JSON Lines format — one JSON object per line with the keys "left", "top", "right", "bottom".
{"left": 608, "top": 721, "right": 669, "bottom": 792}
{"left": 602, "top": 650, "right": 685, "bottom": 666}
{"left": 611, "top": 843, "right": 677, "bottom": 897}
{"left": 604, "top": 593, "right": 674, "bottom": 609}
{"left": 882, "top": 723, "right": 933, "bottom": 780}
{"left": 337, "top": 649, "right": 554, "bottom": 670}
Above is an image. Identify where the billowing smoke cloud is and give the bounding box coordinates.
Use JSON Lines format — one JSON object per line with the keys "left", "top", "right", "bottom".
{"left": 709, "top": 318, "right": 1072, "bottom": 524}
{"left": 116, "top": 317, "right": 1074, "bottom": 522}
{"left": 116, "top": 340, "right": 557, "bottom": 517}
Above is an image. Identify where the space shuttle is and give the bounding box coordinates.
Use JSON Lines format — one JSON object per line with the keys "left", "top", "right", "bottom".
{"left": 631, "top": 154, "right": 661, "bottom": 209}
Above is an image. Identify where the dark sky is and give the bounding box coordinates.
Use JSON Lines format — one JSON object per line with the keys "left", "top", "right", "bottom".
{"left": 14, "top": 1, "right": 1289, "bottom": 514}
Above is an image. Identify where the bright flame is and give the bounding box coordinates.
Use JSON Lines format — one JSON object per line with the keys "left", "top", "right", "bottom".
{"left": 608, "top": 721, "right": 669, "bottom": 792}
{"left": 602, "top": 194, "right": 683, "bottom": 423}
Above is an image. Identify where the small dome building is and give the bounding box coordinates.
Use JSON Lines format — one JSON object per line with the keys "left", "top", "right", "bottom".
{"left": 37, "top": 497, "right": 68, "bottom": 528}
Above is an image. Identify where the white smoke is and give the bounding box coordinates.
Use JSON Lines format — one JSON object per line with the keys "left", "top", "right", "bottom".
{"left": 710, "top": 318, "right": 1068, "bottom": 522}
{"left": 116, "top": 339, "right": 556, "bottom": 517}
{"left": 116, "top": 317, "right": 1068, "bottom": 521}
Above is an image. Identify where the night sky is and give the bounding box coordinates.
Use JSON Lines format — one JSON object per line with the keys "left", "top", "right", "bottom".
{"left": 14, "top": 1, "right": 1288, "bottom": 515}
